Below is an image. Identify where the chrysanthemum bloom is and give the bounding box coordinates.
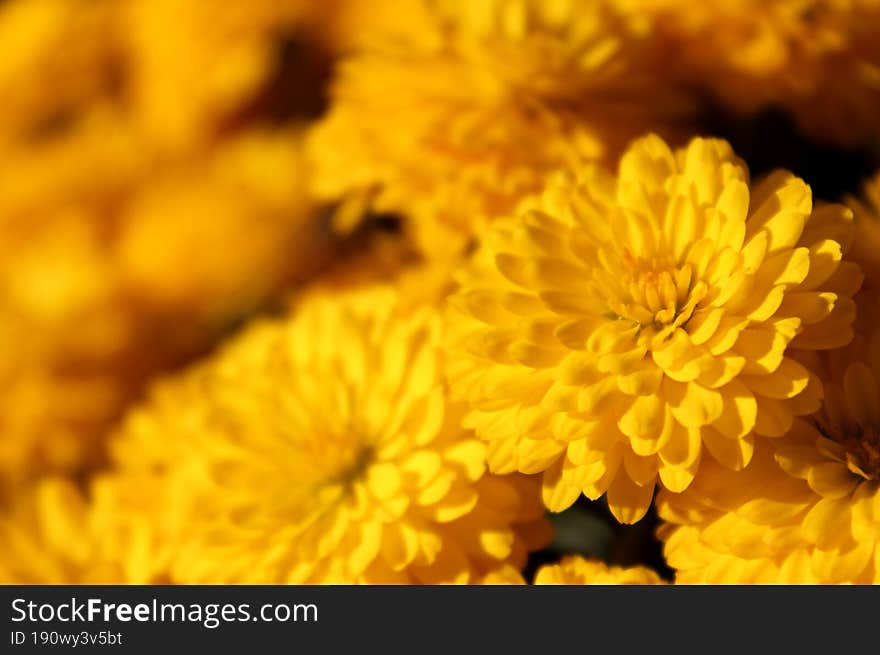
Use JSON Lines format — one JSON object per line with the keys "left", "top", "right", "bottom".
{"left": 657, "top": 440, "right": 822, "bottom": 583}
{"left": 0, "top": 478, "right": 123, "bottom": 584}
{"left": 0, "top": 118, "right": 145, "bottom": 489}
{"left": 0, "top": 111, "right": 320, "bottom": 490}
{"left": 615, "top": 1, "right": 844, "bottom": 111}
{"left": 534, "top": 555, "right": 664, "bottom": 584}
{"left": 0, "top": 209, "right": 137, "bottom": 492}
{"left": 785, "top": 1, "right": 880, "bottom": 147}
{"left": 121, "top": 0, "right": 317, "bottom": 152}
{"left": 0, "top": 0, "right": 332, "bottom": 495}
{"left": 307, "top": 0, "right": 689, "bottom": 257}
{"left": 311, "top": 0, "right": 440, "bottom": 54}
{"left": 116, "top": 127, "right": 323, "bottom": 317}
{"left": 0, "top": 0, "right": 118, "bottom": 144}
{"left": 99, "top": 287, "right": 550, "bottom": 583}
{"left": 618, "top": 0, "right": 880, "bottom": 147}
{"left": 658, "top": 291, "right": 880, "bottom": 584}
{"left": 446, "top": 134, "right": 861, "bottom": 523}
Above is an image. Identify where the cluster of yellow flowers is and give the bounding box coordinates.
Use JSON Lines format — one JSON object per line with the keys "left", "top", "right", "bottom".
{"left": 3, "top": 0, "right": 880, "bottom": 585}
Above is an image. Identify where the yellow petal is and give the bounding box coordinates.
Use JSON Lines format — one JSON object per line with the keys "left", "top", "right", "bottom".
{"left": 800, "top": 239, "right": 841, "bottom": 290}
{"left": 778, "top": 292, "right": 836, "bottom": 325}
{"left": 542, "top": 459, "right": 582, "bottom": 512}
{"left": 442, "top": 441, "right": 486, "bottom": 481}
{"left": 740, "top": 230, "right": 768, "bottom": 274}
{"left": 417, "top": 470, "right": 456, "bottom": 505}
{"left": 806, "top": 462, "right": 858, "bottom": 500}
{"left": 756, "top": 247, "right": 810, "bottom": 287}
{"left": 753, "top": 396, "right": 794, "bottom": 437}
{"left": 687, "top": 307, "right": 725, "bottom": 345}
{"left": 616, "top": 361, "right": 664, "bottom": 395}
{"left": 741, "top": 357, "right": 811, "bottom": 400}
{"left": 702, "top": 428, "right": 754, "bottom": 470}
{"left": 705, "top": 316, "right": 749, "bottom": 355}
{"left": 774, "top": 443, "right": 821, "bottom": 480}
{"left": 657, "top": 453, "right": 700, "bottom": 493}
{"left": 618, "top": 394, "right": 666, "bottom": 441}
{"left": 623, "top": 448, "right": 658, "bottom": 486}
{"left": 734, "top": 320, "right": 799, "bottom": 375}
{"left": 516, "top": 438, "right": 565, "bottom": 474}
{"left": 479, "top": 529, "right": 515, "bottom": 560}
{"left": 801, "top": 497, "right": 850, "bottom": 548}
{"left": 658, "top": 422, "right": 701, "bottom": 468}
{"left": 400, "top": 451, "right": 442, "bottom": 488}
{"left": 606, "top": 471, "right": 654, "bottom": 524}
{"left": 843, "top": 362, "right": 880, "bottom": 426}
{"left": 485, "top": 433, "right": 519, "bottom": 474}
{"left": 380, "top": 523, "right": 420, "bottom": 571}
{"left": 509, "top": 341, "right": 565, "bottom": 368}
{"left": 630, "top": 405, "right": 675, "bottom": 456}
{"left": 348, "top": 521, "right": 383, "bottom": 576}
{"left": 367, "top": 462, "right": 403, "bottom": 500}
{"left": 666, "top": 379, "right": 724, "bottom": 428}
{"left": 810, "top": 541, "right": 873, "bottom": 584}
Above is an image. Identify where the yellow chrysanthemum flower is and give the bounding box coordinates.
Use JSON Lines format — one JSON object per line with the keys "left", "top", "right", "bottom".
{"left": 446, "top": 133, "right": 861, "bottom": 523}
{"left": 307, "top": 0, "right": 689, "bottom": 257}
{"left": 658, "top": 294, "right": 880, "bottom": 584}
{"left": 0, "top": 204, "right": 139, "bottom": 491}
{"left": 0, "top": 0, "right": 118, "bottom": 145}
{"left": 121, "top": 0, "right": 315, "bottom": 152}
{"left": 97, "top": 286, "right": 550, "bottom": 584}
{"left": 534, "top": 555, "right": 664, "bottom": 584}
{"left": 657, "top": 437, "right": 831, "bottom": 583}
{"left": 617, "top": 1, "right": 845, "bottom": 106}
{"left": 785, "top": 1, "right": 880, "bottom": 147}
{"left": 619, "top": 0, "right": 880, "bottom": 146}
{"left": 0, "top": 108, "right": 319, "bottom": 489}
{"left": 0, "top": 478, "right": 122, "bottom": 584}
{"left": 312, "top": 0, "right": 439, "bottom": 54}
{"left": 116, "top": 126, "right": 320, "bottom": 317}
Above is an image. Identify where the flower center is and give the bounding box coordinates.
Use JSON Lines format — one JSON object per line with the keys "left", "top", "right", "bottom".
{"left": 607, "top": 252, "right": 706, "bottom": 333}
{"left": 838, "top": 427, "right": 880, "bottom": 481}
{"left": 330, "top": 444, "right": 375, "bottom": 492}
{"left": 814, "top": 414, "right": 880, "bottom": 481}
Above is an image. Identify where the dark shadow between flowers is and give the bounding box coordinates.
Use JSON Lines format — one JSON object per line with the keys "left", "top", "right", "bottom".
{"left": 700, "top": 103, "right": 880, "bottom": 201}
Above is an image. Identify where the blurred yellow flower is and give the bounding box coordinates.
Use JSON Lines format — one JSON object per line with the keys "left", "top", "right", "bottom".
{"left": 784, "top": 1, "right": 880, "bottom": 146}
{"left": 121, "top": 0, "right": 314, "bottom": 152}
{"left": 618, "top": 1, "right": 844, "bottom": 103}
{"left": 0, "top": 105, "right": 319, "bottom": 491}
{"left": 0, "top": 0, "right": 118, "bottom": 145}
{"left": 534, "top": 555, "right": 664, "bottom": 584}
{"left": 446, "top": 134, "right": 861, "bottom": 523}
{"left": 0, "top": 197, "right": 138, "bottom": 492}
{"left": 307, "top": 0, "right": 689, "bottom": 257}
{"left": 312, "top": 0, "right": 440, "bottom": 54}
{"left": 659, "top": 296, "right": 880, "bottom": 584}
{"left": 0, "top": 477, "right": 122, "bottom": 584}
{"left": 619, "top": 0, "right": 880, "bottom": 146}
{"left": 98, "top": 287, "right": 551, "bottom": 583}
{"left": 116, "top": 126, "right": 321, "bottom": 317}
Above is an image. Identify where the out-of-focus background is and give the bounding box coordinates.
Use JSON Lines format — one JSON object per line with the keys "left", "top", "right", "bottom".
{"left": 1, "top": 0, "right": 340, "bottom": 496}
